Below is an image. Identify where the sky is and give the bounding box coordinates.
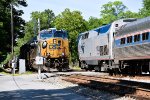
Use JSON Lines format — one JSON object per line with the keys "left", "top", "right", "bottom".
{"left": 20, "top": 0, "right": 143, "bottom": 21}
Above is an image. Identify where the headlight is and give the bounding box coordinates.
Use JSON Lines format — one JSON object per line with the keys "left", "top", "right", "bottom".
{"left": 47, "top": 53, "right": 50, "bottom": 56}
{"left": 42, "top": 41, "right": 47, "bottom": 49}
{"left": 62, "top": 53, "right": 64, "bottom": 56}
{"left": 53, "top": 39, "right": 56, "bottom": 44}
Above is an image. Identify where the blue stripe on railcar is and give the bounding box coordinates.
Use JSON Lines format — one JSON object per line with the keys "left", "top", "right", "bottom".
{"left": 115, "top": 32, "right": 150, "bottom": 48}
{"left": 94, "top": 24, "right": 111, "bottom": 34}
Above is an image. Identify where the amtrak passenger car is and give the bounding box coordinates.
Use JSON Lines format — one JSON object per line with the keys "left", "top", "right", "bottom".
{"left": 114, "top": 16, "right": 150, "bottom": 74}
{"left": 78, "top": 19, "right": 135, "bottom": 72}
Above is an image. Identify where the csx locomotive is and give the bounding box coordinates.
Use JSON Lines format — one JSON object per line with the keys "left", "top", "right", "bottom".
{"left": 78, "top": 17, "right": 150, "bottom": 75}
{"left": 38, "top": 28, "right": 69, "bottom": 71}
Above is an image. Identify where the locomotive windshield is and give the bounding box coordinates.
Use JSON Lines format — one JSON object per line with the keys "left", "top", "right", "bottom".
{"left": 40, "top": 31, "right": 53, "bottom": 39}
{"left": 77, "top": 34, "right": 82, "bottom": 43}
{"left": 54, "top": 31, "right": 68, "bottom": 38}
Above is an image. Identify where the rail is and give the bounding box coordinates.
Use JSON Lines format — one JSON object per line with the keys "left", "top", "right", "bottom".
{"left": 62, "top": 74, "right": 150, "bottom": 99}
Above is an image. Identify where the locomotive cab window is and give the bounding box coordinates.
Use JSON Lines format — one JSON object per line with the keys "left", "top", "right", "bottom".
{"left": 85, "top": 33, "right": 89, "bottom": 39}
{"left": 40, "top": 31, "right": 53, "bottom": 39}
{"left": 103, "top": 45, "right": 108, "bottom": 55}
{"left": 127, "top": 36, "right": 132, "bottom": 43}
{"left": 54, "top": 31, "right": 68, "bottom": 38}
{"left": 120, "top": 38, "right": 126, "bottom": 44}
{"left": 142, "top": 32, "right": 149, "bottom": 41}
{"left": 115, "top": 24, "right": 118, "bottom": 27}
{"left": 100, "top": 46, "right": 103, "bottom": 56}
{"left": 58, "top": 40, "right": 61, "bottom": 46}
{"left": 81, "top": 32, "right": 89, "bottom": 40}
{"left": 134, "top": 34, "right": 140, "bottom": 42}
{"left": 81, "top": 35, "right": 85, "bottom": 40}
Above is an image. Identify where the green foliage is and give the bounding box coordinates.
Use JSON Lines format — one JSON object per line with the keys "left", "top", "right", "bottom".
{"left": 55, "top": 8, "right": 88, "bottom": 61}
{"left": 139, "top": 0, "right": 150, "bottom": 17}
{"left": 31, "top": 9, "right": 55, "bottom": 30}
{"left": 100, "top": 1, "right": 127, "bottom": 24}
{"left": 2, "top": 53, "right": 13, "bottom": 65}
{"left": 13, "top": 23, "right": 35, "bottom": 56}
{"left": 87, "top": 17, "right": 102, "bottom": 30}
{"left": 100, "top": 1, "right": 141, "bottom": 24}
{"left": 0, "top": 0, "right": 27, "bottom": 63}
{"left": 0, "top": 22, "right": 3, "bottom": 27}
{"left": 143, "top": 0, "right": 150, "bottom": 11}
{"left": 120, "top": 11, "right": 140, "bottom": 18}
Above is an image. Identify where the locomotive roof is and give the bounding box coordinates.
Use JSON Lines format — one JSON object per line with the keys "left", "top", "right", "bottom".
{"left": 40, "top": 28, "right": 67, "bottom": 33}
{"left": 116, "top": 16, "right": 150, "bottom": 37}
{"left": 80, "top": 24, "right": 111, "bottom": 35}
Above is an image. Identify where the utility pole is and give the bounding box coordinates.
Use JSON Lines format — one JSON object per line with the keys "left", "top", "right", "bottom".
{"left": 36, "top": 18, "right": 43, "bottom": 79}
{"left": 11, "top": 4, "right": 13, "bottom": 56}
{"left": 11, "top": 4, "right": 15, "bottom": 74}
{"left": 38, "top": 18, "right": 40, "bottom": 34}
{"left": 37, "top": 18, "right": 41, "bottom": 55}
{"left": 33, "top": 19, "right": 37, "bottom": 36}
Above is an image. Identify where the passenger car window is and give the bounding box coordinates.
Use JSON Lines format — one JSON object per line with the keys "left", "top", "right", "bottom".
{"left": 127, "top": 36, "right": 132, "bottom": 43}
{"left": 134, "top": 34, "right": 140, "bottom": 42}
{"left": 142, "top": 32, "right": 149, "bottom": 41}
{"left": 120, "top": 38, "right": 126, "bottom": 44}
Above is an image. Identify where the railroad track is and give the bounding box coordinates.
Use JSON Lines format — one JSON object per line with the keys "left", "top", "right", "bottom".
{"left": 62, "top": 74, "right": 150, "bottom": 100}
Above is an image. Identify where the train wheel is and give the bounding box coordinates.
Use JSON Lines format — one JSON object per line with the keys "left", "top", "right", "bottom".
{"left": 57, "top": 63, "right": 69, "bottom": 72}
{"left": 101, "top": 63, "right": 108, "bottom": 72}
{"left": 108, "top": 69, "right": 113, "bottom": 76}
{"left": 80, "top": 62, "right": 85, "bottom": 69}
{"left": 57, "top": 67, "right": 62, "bottom": 72}
{"left": 62, "top": 64, "right": 69, "bottom": 72}
{"left": 94, "top": 66, "right": 100, "bottom": 72}
{"left": 136, "top": 65, "right": 142, "bottom": 75}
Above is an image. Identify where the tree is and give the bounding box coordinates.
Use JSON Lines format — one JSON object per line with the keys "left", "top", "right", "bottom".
{"left": 30, "top": 9, "right": 55, "bottom": 30}
{"left": 0, "top": 0, "right": 27, "bottom": 63}
{"left": 139, "top": 0, "right": 150, "bottom": 17}
{"left": 87, "top": 17, "right": 102, "bottom": 30}
{"left": 1, "top": 9, "right": 56, "bottom": 64}
{"left": 100, "top": 1, "right": 127, "bottom": 24}
{"left": 100, "top": 1, "right": 141, "bottom": 24}
{"left": 55, "top": 8, "right": 88, "bottom": 61}
{"left": 121, "top": 11, "right": 140, "bottom": 18}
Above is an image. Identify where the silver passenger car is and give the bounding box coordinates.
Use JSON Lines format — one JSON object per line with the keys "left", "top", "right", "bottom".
{"left": 114, "top": 16, "right": 150, "bottom": 74}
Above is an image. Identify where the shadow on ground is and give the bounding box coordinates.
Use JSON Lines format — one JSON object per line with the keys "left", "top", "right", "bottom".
{"left": 0, "top": 88, "right": 84, "bottom": 100}
{"left": 0, "top": 86, "right": 123, "bottom": 100}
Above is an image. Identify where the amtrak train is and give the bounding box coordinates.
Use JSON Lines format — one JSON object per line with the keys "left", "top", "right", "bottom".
{"left": 78, "top": 17, "right": 150, "bottom": 75}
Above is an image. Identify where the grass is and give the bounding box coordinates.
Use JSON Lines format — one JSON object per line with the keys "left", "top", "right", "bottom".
{"left": 0, "top": 71, "right": 33, "bottom": 76}
{"left": 23, "top": 71, "right": 33, "bottom": 75}
{"left": 70, "top": 66, "right": 81, "bottom": 71}
{"left": 0, "top": 71, "right": 10, "bottom": 75}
